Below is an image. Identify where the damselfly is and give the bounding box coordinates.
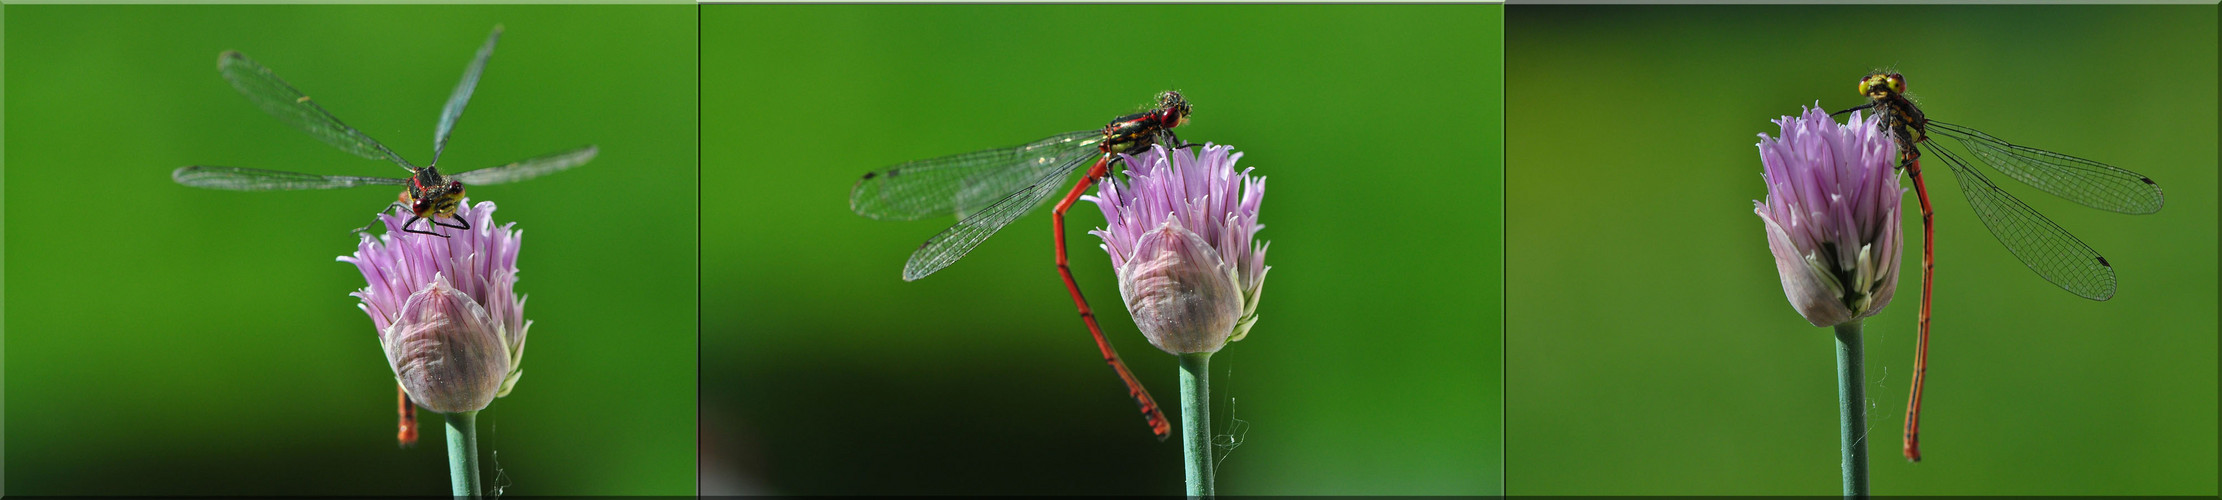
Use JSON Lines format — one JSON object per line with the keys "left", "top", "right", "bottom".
{"left": 851, "top": 91, "right": 1198, "bottom": 439}
{"left": 173, "top": 25, "right": 596, "bottom": 238}
{"left": 174, "top": 25, "right": 595, "bottom": 445}
{"left": 1835, "top": 72, "right": 2164, "bottom": 461}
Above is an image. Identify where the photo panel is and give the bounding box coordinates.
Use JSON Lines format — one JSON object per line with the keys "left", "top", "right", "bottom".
{"left": 4, "top": 5, "right": 698, "bottom": 495}
{"left": 1504, "top": 4, "right": 2216, "bottom": 495}
{"left": 699, "top": 4, "right": 1503, "bottom": 495}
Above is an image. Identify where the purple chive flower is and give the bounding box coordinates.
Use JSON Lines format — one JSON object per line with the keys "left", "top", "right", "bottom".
{"left": 1756, "top": 104, "right": 1904, "bottom": 327}
{"left": 1086, "top": 143, "right": 1270, "bottom": 355}
{"left": 339, "top": 200, "right": 529, "bottom": 414}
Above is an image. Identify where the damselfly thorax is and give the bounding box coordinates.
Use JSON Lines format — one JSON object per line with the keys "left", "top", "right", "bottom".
{"left": 1100, "top": 91, "right": 1192, "bottom": 155}
{"left": 1857, "top": 72, "right": 1931, "bottom": 168}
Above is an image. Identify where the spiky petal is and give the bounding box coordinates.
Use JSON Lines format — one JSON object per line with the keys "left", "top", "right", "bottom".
{"left": 1755, "top": 105, "right": 1904, "bottom": 327}
{"left": 339, "top": 200, "right": 530, "bottom": 413}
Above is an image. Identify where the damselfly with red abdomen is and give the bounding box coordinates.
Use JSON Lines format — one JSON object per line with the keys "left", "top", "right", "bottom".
{"left": 1835, "top": 72, "right": 2164, "bottom": 462}
{"left": 851, "top": 91, "right": 1199, "bottom": 440}
{"left": 174, "top": 26, "right": 595, "bottom": 446}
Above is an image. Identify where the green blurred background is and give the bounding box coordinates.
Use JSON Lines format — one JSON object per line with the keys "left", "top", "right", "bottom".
{"left": 1507, "top": 5, "right": 2215, "bottom": 496}
{"left": 700, "top": 5, "right": 1500, "bottom": 495}
{"left": 5, "top": 5, "right": 696, "bottom": 495}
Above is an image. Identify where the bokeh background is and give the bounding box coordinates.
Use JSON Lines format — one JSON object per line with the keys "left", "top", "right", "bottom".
{"left": 1507, "top": 5, "right": 2215, "bottom": 495}
{"left": 5, "top": 5, "right": 696, "bottom": 495}
{"left": 700, "top": 5, "right": 1500, "bottom": 495}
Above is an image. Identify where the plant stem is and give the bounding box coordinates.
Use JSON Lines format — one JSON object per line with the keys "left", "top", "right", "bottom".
{"left": 1834, "top": 321, "right": 1869, "bottom": 498}
{"left": 446, "top": 410, "right": 481, "bottom": 498}
{"left": 1179, "top": 352, "right": 1214, "bottom": 498}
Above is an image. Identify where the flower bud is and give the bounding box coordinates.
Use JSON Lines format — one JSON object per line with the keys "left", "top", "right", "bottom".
{"left": 1118, "top": 220, "right": 1245, "bottom": 354}
{"left": 384, "top": 276, "right": 511, "bottom": 413}
{"left": 1088, "top": 144, "right": 1270, "bottom": 355}
{"left": 341, "top": 200, "right": 530, "bottom": 414}
{"left": 1755, "top": 104, "right": 1903, "bottom": 327}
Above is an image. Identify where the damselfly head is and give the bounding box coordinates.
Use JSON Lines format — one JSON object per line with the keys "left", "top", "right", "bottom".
{"left": 401, "top": 167, "right": 467, "bottom": 218}
{"left": 425, "top": 184, "right": 466, "bottom": 218}
{"left": 1155, "top": 91, "right": 1192, "bottom": 126}
{"left": 403, "top": 182, "right": 466, "bottom": 219}
{"left": 1858, "top": 72, "right": 1907, "bottom": 99}
{"left": 1155, "top": 90, "right": 1187, "bottom": 109}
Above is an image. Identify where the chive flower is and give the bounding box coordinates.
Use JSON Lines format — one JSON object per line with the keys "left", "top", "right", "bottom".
{"left": 339, "top": 200, "right": 530, "bottom": 414}
{"left": 1755, "top": 104, "right": 1903, "bottom": 327}
{"left": 1086, "top": 143, "right": 1270, "bottom": 355}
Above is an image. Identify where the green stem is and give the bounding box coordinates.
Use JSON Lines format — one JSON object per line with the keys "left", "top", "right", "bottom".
{"left": 1833, "top": 321, "right": 1869, "bottom": 498}
{"left": 446, "top": 410, "right": 481, "bottom": 498}
{"left": 1179, "top": 352, "right": 1215, "bottom": 498}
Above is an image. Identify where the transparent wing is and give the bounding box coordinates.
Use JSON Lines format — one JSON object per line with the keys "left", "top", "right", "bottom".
{"left": 433, "top": 26, "right": 503, "bottom": 166}
{"left": 450, "top": 145, "right": 598, "bottom": 185}
{"left": 852, "top": 130, "right": 1102, "bottom": 221}
{"left": 899, "top": 153, "right": 1097, "bottom": 281}
{"left": 1930, "top": 121, "right": 2164, "bottom": 215}
{"left": 1928, "top": 145, "right": 2117, "bottom": 300}
{"left": 218, "top": 51, "right": 415, "bottom": 171}
{"left": 172, "top": 165, "right": 407, "bottom": 191}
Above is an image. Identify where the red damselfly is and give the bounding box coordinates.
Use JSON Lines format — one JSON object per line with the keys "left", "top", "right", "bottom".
{"left": 173, "top": 26, "right": 595, "bottom": 445}
{"left": 1835, "top": 72, "right": 2164, "bottom": 461}
{"left": 850, "top": 91, "right": 1197, "bottom": 439}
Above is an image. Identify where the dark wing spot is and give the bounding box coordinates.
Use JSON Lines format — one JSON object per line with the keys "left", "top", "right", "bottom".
{"left": 2096, "top": 256, "right": 2112, "bottom": 267}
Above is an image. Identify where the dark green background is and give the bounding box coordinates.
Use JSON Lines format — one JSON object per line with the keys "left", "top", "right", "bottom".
{"left": 1508, "top": 5, "right": 2215, "bottom": 495}
{"left": 700, "top": 5, "right": 1501, "bottom": 495}
{"left": 4, "top": 5, "right": 696, "bottom": 495}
